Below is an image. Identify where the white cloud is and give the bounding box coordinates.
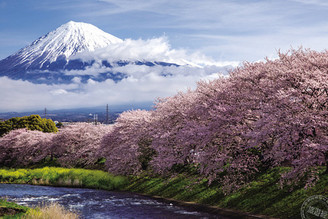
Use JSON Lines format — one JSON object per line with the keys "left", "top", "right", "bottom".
{"left": 71, "top": 77, "right": 83, "bottom": 84}
{"left": 291, "top": 0, "right": 328, "bottom": 6}
{"left": 50, "top": 89, "right": 68, "bottom": 95}
{"left": 0, "top": 65, "right": 225, "bottom": 112}
{"left": 0, "top": 36, "right": 236, "bottom": 112}
{"left": 73, "top": 0, "right": 328, "bottom": 62}
{"left": 72, "top": 37, "right": 238, "bottom": 67}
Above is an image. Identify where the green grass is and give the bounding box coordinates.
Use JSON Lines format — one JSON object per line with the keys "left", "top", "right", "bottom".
{"left": 0, "top": 199, "right": 29, "bottom": 218}
{"left": 0, "top": 167, "right": 128, "bottom": 190}
{"left": 1, "top": 167, "right": 327, "bottom": 218}
{"left": 123, "top": 167, "right": 328, "bottom": 219}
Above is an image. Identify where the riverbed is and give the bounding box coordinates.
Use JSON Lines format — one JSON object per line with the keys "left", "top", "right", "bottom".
{"left": 0, "top": 184, "right": 229, "bottom": 218}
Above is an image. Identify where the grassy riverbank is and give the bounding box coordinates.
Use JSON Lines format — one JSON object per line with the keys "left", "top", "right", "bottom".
{"left": 0, "top": 167, "right": 327, "bottom": 218}
{"left": 0, "top": 199, "right": 28, "bottom": 218}
{"left": 124, "top": 167, "right": 328, "bottom": 219}
{"left": 0, "top": 167, "right": 128, "bottom": 190}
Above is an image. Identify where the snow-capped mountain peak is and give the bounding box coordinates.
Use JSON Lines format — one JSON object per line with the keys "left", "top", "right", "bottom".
{"left": 13, "top": 21, "right": 123, "bottom": 68}
{"left": 0, "top": 21, "right": 221, "bottom": 85}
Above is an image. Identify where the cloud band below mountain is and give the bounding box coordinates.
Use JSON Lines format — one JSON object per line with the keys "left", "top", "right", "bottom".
{"left": 0, "top": 37, "right": 235, "bottom": 112}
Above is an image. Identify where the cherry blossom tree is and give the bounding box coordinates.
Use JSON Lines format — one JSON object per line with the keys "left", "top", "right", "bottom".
{"left": 149, "top": 77, "right": 263, "bottom": 191}
{"left": 50, "top": 123, "right": 112, "bottom": 168}
{"left": 100, "top": 110, "right": 153, "bottom": 175}
{"left": 237, "top": 49, "right": 328, "bottom": 187}
{"left": 0, "top": 129, "right": 54, "bottom": 167}
{"left": 147, "top": 91, "right": 200, "bottom": 174}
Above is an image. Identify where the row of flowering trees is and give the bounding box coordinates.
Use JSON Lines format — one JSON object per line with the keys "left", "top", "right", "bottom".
{"left": 0, "top": 49, "right": 327, "bottom": 192}
{"left": 0, "top": 123, "right": 112, "bottom": 168}
{"left": 100, "top": 49, "right": 328, "bottom": 191}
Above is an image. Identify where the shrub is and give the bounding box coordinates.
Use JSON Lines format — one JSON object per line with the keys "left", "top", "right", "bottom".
{"left": 0, "top": 115, "right": 57, "bottom": 137}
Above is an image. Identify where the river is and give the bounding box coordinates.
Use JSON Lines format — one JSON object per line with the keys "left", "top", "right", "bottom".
{"left": 0, "top": 184, "right": 230, "bottom": 218}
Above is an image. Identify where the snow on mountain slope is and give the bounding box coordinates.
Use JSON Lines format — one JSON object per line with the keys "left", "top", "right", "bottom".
{"left": 3, "top": 21, "right": 122, "bottom": 70}
{"left": 0, "top": 21, "right": 233, "bottom": 85}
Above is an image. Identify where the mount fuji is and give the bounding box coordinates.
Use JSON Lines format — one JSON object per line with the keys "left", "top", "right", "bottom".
{"left": 0, "top": 21, "right": 180, "bottom": 84}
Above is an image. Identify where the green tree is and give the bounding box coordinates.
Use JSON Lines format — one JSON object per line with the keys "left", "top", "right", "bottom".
{"left": 56, "top": 122, "right": 64, "bottom": 128}
{"left": 0, "top": 115, "right": 58, "bottom": 137}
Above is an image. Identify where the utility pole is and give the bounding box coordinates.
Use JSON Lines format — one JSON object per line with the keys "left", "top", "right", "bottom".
{"left": 106, "top": 104, "right": 109, "bottom": 124}
{"left": 94, "top": 114, "right": 98, "bottom": 125}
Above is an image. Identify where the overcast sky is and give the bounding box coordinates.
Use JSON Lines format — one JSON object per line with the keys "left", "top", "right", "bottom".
{"left": 1, "top": 0, "right": 328, "bottom": 62}
{"left": 1, "top": 0, "right": 328, "bottom": 112}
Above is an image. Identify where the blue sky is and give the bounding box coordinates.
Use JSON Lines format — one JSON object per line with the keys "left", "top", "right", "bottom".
{"left": 2, "top": 0, "right": 328, "bottom": 62}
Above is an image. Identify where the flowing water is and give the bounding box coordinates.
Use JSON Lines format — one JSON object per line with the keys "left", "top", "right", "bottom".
{"left": 0, "top": 184, "right": 231, "bottom": 219}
